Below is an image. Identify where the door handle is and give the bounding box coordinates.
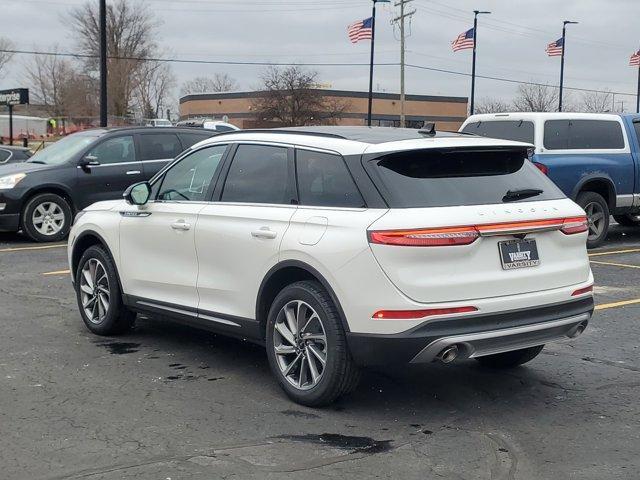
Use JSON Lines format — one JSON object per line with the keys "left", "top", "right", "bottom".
{"left": 171, "top": 221, "right": 191, "bottom": 231}
{"left": 251, "top": 227, "right": 277, "bottom": 239}
{"left": 126, "top": 170, "right": 141, "bottom": 175}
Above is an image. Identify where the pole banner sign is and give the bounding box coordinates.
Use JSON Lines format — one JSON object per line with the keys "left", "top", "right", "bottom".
{"left": 0, "top": 88, "right": 29, "bottom": 106}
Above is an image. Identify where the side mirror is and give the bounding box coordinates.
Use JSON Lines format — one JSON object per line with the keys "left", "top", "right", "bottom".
{"left": 78, "top": 155, "right": 100, "bottom": 168}
{"left": 124, "top": 182, "right": 151, "bottom": 205}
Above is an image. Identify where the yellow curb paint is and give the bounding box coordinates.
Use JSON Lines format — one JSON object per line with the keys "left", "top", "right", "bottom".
{"left": 0, "top": 244, "right": 66, "bottom": 253}
{"left": 590, "top": 260, "right": 640, "bottom": 269}
{"left": 42, "top": 269, "right": 71, "bottom": 276}
{"left": 589, "top": 248, "right": 640, "bottom": 257}
{"left": 595, "top": 298, "right": 640, "bottom": 310}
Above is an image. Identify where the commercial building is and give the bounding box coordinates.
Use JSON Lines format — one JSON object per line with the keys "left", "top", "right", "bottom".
{"left": 179, "top": 89, "right": 468, "bottom": 130}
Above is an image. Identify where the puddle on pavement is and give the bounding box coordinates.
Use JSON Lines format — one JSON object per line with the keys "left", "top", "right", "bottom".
{"left": 278, "top": 433, "right": 392, "bottom": 454}
{"left": 95, "top": 341, "right": 141, "bottom": 354}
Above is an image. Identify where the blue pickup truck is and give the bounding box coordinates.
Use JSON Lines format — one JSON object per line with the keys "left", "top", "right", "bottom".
{"left": 461, "top": 112, "right": 640, "bottom": 248}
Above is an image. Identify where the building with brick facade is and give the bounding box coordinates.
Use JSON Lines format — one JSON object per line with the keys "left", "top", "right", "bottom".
{"left": 179, "top": 89, "right": 468, "bottom": 130}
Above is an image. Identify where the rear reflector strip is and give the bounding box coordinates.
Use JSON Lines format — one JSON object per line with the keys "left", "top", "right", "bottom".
{"left": 368, "top": 216, "right": 588, "bottom": 247}
{"left": 373, "top": 306, "right": 478, "bottom": 320}
{"left": 571, "top": 285, "right": 593, "bottom": 296}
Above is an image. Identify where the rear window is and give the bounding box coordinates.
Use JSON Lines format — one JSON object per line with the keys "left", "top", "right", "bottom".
{"left": 462, "top": 120, "right": 534, "bottom": 143}
{"left": 365, "top": 148, "right": 564, "bottom": 208}
{"left": 543, "top": 120, "right": 625, "bottom": 150}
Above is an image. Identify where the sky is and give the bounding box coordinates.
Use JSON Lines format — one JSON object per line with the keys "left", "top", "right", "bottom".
{"left": 1, "top": 0, "right": 639, "bottom": 112}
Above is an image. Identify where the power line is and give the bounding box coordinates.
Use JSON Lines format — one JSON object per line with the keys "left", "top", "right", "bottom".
{"left": 2, "top": 48, "right": 637, "bottom": 97}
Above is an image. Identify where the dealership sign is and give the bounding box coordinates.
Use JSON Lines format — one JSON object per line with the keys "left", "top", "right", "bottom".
{"left": 0, "top": 88, "right": 29, "bottom": 106}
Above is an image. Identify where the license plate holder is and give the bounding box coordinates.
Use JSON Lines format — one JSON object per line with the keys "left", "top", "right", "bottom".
{"left": 498, "top": 239, "right": 540, "bottom": 270}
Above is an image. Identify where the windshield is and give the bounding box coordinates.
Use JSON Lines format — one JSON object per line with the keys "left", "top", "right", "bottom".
{"left": 27, "top": 134, "right": 100, "bottom": 165}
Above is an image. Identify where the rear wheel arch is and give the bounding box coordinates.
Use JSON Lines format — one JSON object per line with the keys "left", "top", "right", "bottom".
{"left": 256, "top": 261, "right": 350, "bottom": 340}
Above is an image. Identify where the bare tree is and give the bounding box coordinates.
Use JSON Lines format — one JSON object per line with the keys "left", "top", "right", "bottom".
{"left": 24, "top": 48, "right": 97, "bottom": 118}
{"left": 252, "top": 66, "right": 349, "bottom": 126}
{"left": 68, "top": 0, "right": 162, "bottom": 119}
{"left": 579, "top": 89, "right": 613, "bottom": 113}
{"left": 181, "top": 74, "right": 238, "bottom": 96}
{"left": 474, "top": 97, "right": 511, "bottom": 114}
{"left": 0, "top": 37, "right": 14, "bottom": 78}
{"left": 134, "top": 60, "right": 176, "bottom": 119}
{"left": 512, "top": 83, "right": 559, "bottom": 112}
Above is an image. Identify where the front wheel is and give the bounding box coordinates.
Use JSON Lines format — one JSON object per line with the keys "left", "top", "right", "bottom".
{"left": 265, "top": 281, "right": 360, "bottom": 407}
{"left": 75, "top": 245, "right": 135, "bottom": 335}
{"left": 475, "top": 345, "right": 544, "bottom": 369}
{"left": 22, "top": 193, "right": 72, "bottom": 242}
{"left": 576, "top": 191, "right": 609, "bottom": 249}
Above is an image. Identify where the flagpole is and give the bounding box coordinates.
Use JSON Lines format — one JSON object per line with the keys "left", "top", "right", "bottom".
{"left": 470, "top": 10, "right": 490, "bottom": 116}
{"left": 559, "top": 20, "right": 578, "bottom": 112}
{"left": 637, "top": 60, "right": 640, "bottom": 113}
{"left": 367, "top": 1, "right": 378, "bottom": 126}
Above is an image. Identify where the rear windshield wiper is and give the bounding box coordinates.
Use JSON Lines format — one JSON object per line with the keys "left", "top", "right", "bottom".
{"left": 503, "top": 188, "right": 543, "bottom": 202}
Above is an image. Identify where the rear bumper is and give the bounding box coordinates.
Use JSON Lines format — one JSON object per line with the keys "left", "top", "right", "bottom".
{"left": 346, "top": 296, "right": 594, "bottom": 366}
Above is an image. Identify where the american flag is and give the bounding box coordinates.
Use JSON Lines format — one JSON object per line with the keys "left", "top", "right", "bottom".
{"left": 347, "top": 17, "right": 373, "bottom": 44}
{"left": 545, "top": 37, "right": 564, "bottom": 56}
{"left": 451, "top": 28, "right": 475, "bottom": 52}
{"left": 630, "top": 50, "right": 640, "bottom": 66}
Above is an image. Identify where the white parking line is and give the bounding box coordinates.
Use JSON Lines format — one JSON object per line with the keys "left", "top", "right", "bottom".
{"left": 0, "top": 244, "right": 66, "bottom": 253}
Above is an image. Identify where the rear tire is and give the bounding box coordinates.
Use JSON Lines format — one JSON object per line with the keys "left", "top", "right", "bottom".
{"left": 475, "top": 345, "right": 544, "bottom": 369}
{"left": 75, "top": 245, "right": 135, "bottom": 335}
{"left": 22, "top": 192, "right": 72, "bottom": 242}
{"left": 576, "top": 191, "right": 609, "bottom": 249}
{"left": 265, "top": 281, "right": 360, "bottom": 407}
{"left": 613, "top": 214, "right": 640, "bottom": 227}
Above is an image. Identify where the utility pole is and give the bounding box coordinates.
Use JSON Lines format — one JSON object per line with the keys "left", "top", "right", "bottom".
{"left": 393, "top": 0, "right": 415, "bottom": 128}
{"left": 470, "top": 10, "right": 490, "bottom": 115}
{"left": 99, "top": 0, "right": 108, "bottom": 127}
{"left": 558, "top": 20, "right": 578, "bottom": 112}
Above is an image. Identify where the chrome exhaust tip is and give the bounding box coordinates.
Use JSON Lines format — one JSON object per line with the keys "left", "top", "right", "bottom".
{"left": 437, "top": 345, "right": 459, "bottom": 364}
{"left": 567, "top": 320, "right": 588, "bottom": 339}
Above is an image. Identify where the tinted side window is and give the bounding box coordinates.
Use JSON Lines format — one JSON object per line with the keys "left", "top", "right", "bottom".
{"left": 544, "top": 120, "right": 625, "bottom": 150}
{"left": 221, "top": 145, "right": 291, "bottom": 204}
{"left": 462, "top": 120, "right": 535, "bottom": 144}
{"left": 296, "top": 149, "right": 365, "bottom": 208}
{"left": 88, "top": 136, "right": 135, "bottom": 164}
{"left": 156, "top": 145, "right": 226, "bottom": 201}
{"left": 178, "top": 133, "right": 213, "bottom": 149}
{"left": 0, "top": 150, "right": 10, "bottom": 162}
{"left": 215, "top": 125, "right": 235, "bottom": 132}
{"left": 139, "top": 133, "right": 183, "bottom": 161}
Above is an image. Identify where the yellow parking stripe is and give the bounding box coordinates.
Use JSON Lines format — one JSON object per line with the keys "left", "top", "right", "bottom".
{"left": 596, "top": 298, "right": 640, "bottom": 311}
{"left": 0, "top": 244, "right": 66, "bottom": 253}
{"left": 42, "top": 269, "right": 71, "bottom": 276}
{"left": 590, "top": 260, "right": 640, "bottom": 269}
{"left": 589, "top": 248, "right": 640, "bottom": 257}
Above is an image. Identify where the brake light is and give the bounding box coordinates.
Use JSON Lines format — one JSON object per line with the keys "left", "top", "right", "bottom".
{"left": 368, "top": 226, "right": 479, "bottom": 247}
{"left": 373, "top": 306, "right": 478, "bottom": 320}
{"left": 560, "top": 216, "right": 588, "bottom": 235}
{"left": 571, "top": 285, "right": 593, "bottom": 296}
{"left": 533, "top": 162, "right": 548, "bottom": 175}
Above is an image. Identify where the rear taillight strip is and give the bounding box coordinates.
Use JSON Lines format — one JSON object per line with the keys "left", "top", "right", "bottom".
{"left": 373, "top": 306, "right": 478, "bottom": 320}
{"left": 369, "top": 216, "right": 588, "bottom": 247}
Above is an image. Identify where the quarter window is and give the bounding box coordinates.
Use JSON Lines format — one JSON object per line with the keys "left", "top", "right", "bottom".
{"left": 221, "top": 145, "right": 292, "bottom": 204}
{"left": 544, "top": 120, "right": 625, "bottom": 150}
{"left": 156, "top": 145, "right": 227, "bottom": 201}
{"left": 139, "top": 133, "right": 183, "bottom": 161}
{"left": 296, "top": 150, "right": 364, "bottom": 208}
{"left": 0, "top": 149, "right": 10, "bottom": 162}
{"left": 87, "top": 136, "right": 136, "bottom": 164}
{"left": 178, "top": 133, "right": 213, "bottom": 149}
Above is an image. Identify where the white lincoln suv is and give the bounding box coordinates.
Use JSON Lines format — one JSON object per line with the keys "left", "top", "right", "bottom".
{"left": 68, "top": 126, "right": 594, "bottom": 406}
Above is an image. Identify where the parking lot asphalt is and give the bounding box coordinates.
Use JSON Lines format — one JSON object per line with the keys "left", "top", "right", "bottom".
{"left": 1, "top": 225, "right": 639, "bottom": 480}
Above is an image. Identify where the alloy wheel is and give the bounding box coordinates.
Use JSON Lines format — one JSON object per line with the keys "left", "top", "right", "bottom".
{"left": 584, "top": 201, "right": 605, "bottom": 241}
{"left": 32, "top": 202, "right": 65, "bottom": 236}
{"left": 79, "top": 258, "right": 110, "bottom": 324}
{"left": 273, "top": 300, "right": 327, "bottom": 390}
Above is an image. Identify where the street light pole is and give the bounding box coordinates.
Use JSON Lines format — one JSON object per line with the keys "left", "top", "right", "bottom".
{"left": 99, "top": 0, "right": 108, "bottom": 127}
{"left": 367, "top": 0, "right": 389, "bottom": 127}
{"left": 470, "top": 10, "right": 490, "bottom": 116}
{"left": 559, "top": 20, "right": 578, "bottom": 112}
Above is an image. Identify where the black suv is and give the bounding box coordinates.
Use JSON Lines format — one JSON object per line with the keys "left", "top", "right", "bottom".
{"left": 0, "top": 127, "right": 215, "bottom": 242}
